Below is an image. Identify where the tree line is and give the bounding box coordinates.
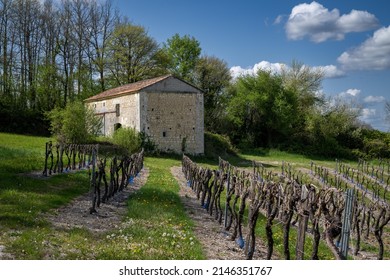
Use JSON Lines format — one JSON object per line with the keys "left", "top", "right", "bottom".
{"left": 1, "top": 0, "right": 388, "bottom": 159}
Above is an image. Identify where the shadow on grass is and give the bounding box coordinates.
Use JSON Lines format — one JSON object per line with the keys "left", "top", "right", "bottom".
{"left": 0, "top": 172, "right": 90, "bottom": 230}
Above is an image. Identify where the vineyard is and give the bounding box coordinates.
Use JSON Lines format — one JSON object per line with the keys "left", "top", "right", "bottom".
{"left": 42, "top": 141, "right": 144, "bottom": 214}
{"left": 182, "top": 155, "right": 390, "bottom": 260}
{"left": 0, "top": 132, "right": 389, "bottom": 260}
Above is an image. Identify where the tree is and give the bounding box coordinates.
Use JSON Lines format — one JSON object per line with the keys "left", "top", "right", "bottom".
{"left": 193, "top": 55, "right": 231, "bottom": 131}
{"left": 36, "top": 0, "right": 62, "bottom": 111}
{"left": 281, "top": 60, "right": 324, "bottom": 110}
{"left": 226, "top": 70, "right": 298, "bottom": 147}
{"left": 46, "top": 100, "right": 102, "bottom": 144}
{"left": 163, "top": 33, "right": 201, "bottom": 82}
{"left": 305, "top": 99, "right": 361, "bottom": 157}
{"left": 106, "top": 22, "right": 165, "bottom": 86}
{"left": 87, "top": 0, "right": 117, "bottom": 92}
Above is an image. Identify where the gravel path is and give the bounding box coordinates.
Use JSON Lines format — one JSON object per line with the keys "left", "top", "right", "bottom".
{"left": 46, "top": 167, "right": 149, "bottom": 233}
{"left": 171, "top": 166, "right": 272, "bottom": 260}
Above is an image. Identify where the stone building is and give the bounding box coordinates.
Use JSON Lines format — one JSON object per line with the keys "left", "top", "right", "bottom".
{"left": 84, "top": 75, "right": 204, "bottom": 154}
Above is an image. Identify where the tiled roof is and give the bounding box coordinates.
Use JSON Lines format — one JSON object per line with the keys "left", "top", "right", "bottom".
{"left": 84, "top": 74, "right": 172, "bottom": 102}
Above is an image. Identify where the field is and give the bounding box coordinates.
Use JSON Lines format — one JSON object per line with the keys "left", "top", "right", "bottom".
{"left": 0, "top": 132, "right": 388, "bottom": 260}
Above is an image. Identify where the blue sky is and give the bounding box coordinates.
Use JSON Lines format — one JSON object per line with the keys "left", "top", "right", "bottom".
{"left": 114, "top": 0, "right": 390, "bottom": 131}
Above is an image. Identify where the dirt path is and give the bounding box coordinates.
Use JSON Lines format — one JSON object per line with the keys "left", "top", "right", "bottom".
{"left": 171, "top": 166, "right": 273, "bottom": 260}
{"left": 2, "top": 165, "right": 275, "bottom": 260}
{"left": 46, "top": 167, "right": 149, "bottom": 233}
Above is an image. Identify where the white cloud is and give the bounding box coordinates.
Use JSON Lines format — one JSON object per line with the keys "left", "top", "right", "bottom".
{"left": 313, "top": 65, "right": 345, "bottom": 78}
{"left": 338, "top": 26, "right": 390, "bottom": 70}
{"left": 341, "top": 88, "right": 361, "bottom": 97}
{"left": 335, "top": 89, "right": 361, "bottom": 105}
{"left": 284, "top": 1, "right": 379, "bottom": 42}
{"left": 274, "top": 15, "right": 284, "bottom": 25}
{"left": 231, "top": 61, "right": 344, "bottom": 80}
{"left": 363, "top": 95, "right": 386, "bottom": 103}
{"left": 359, "top": 107, "right": 388, "bottom": 131}
{"left": 230, "top": 61, "right": 286, "bottom": 79}
{"left": 360, "top": 108, "right": 377, "bottom": 121}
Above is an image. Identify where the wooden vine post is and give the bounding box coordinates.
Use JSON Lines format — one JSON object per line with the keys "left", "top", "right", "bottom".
{"left": 295, "top": 185, "right": 309, "bottom": 260}
{"left": 340, "top": 188, "right": 355, "bottom": 259}
{"left": 90, "top": 145, "right": 98, "bottom": 214}
{"left": 224, "top": 169, "right": 231, "bottom": 229}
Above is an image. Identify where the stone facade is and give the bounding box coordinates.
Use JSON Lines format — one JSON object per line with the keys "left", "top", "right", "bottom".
{"left": 85, "top": 75, "right": 204, "bottom": 155}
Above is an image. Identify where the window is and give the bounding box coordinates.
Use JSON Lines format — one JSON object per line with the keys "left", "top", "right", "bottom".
{"left": 114, "top": 123, "right": 122, "bottom": 131}
{"left": 115, "top": 104, "right": 120, "bottom": 117}
{"left": 163, "top": 131, "right": 167, "bottom": 137}
{"left": 103, "top": 101, "right": 106, "bottom": 107}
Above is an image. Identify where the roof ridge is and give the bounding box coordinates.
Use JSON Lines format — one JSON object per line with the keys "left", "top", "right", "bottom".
{"left": 84, "top": 74, "right": 173, "bottom": 102}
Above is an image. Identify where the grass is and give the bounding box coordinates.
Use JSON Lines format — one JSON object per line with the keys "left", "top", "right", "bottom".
{"left": 0, "top": 132, "right": 387, "bottom": 260}
{"left": 0, "top": 133, "right": 203, "bottom": 259}
{"left": 95, "top": 157, "right": 204, "bottom": 259}
{"left": 190, "top": 148, "right": 389, "bottom": 260}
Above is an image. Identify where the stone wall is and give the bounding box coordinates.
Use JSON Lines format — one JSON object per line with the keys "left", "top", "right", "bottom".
{"left": 87, "top": 76, "right": 204, "bottom": 155}
{"left": 140, "top": 91, "right": 204, "bottom": 155}
{"left": 88, "top": 93, "right": 140, "bottom": 136}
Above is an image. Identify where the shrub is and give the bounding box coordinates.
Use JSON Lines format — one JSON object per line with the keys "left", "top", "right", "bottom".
{"left": 204, "top": 131, "right": 237, "bottom": 159}
{"left": 46, "top": 101, "right": 102, "bottom": 144}
{"left": 112, "top": 127, "right": 141, "bottom": 154}
{"left": 139, "top": 131, "right": 157, "bottom": 154}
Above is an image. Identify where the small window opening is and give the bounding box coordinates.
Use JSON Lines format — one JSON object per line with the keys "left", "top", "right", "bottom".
{"left": 115, "top": 104, "right": 120, "bottom": 117}
{"left": 114, "top": 123, "right": 122, "bottom": 131}
{"left": 163, "top": 131, "right": 167, "bottom": 137}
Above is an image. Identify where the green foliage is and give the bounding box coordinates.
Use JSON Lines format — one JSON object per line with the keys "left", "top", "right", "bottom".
{"left": 204, "top": 131, "right": 237, "bottom": 159}
{"left": 225, "top": 70, "right": 298, "bottom": 147}
{"left": 106, "top": 23, "right": 167, "bottom": 85}
{"left": 112, "top": 127, "right": 141, "bottom": 154}
{"left": 193, "top": 55, "right": 231, "bottom": 131}
{"left": 46, "top": 101, "right": 102, "bottom": 144}
{"left": 163, "top": 33, "right": 201, "bottom": 81}
{"left": 281, "top": 60, "right": 324, "bottom": 112}
{"left": 139, "top": 131, "right": 158, "bottom": 154}
{"left": 360, "top": 128, "right": 390, "bottom": 158}
{"left": 0, "top": 103, "right": 50, "bottom": 136}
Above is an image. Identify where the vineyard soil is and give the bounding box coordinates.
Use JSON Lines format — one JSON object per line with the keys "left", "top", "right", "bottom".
{"left": 46, "top": 168, "right": 150, "bottom": 233}
{"left": 171, "top": 166, "right": 274, "bottom": 259}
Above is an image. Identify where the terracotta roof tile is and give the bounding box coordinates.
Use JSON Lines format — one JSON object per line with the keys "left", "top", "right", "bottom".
{"left": 85, "top": 74, "right": 172, "bottom": 102}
